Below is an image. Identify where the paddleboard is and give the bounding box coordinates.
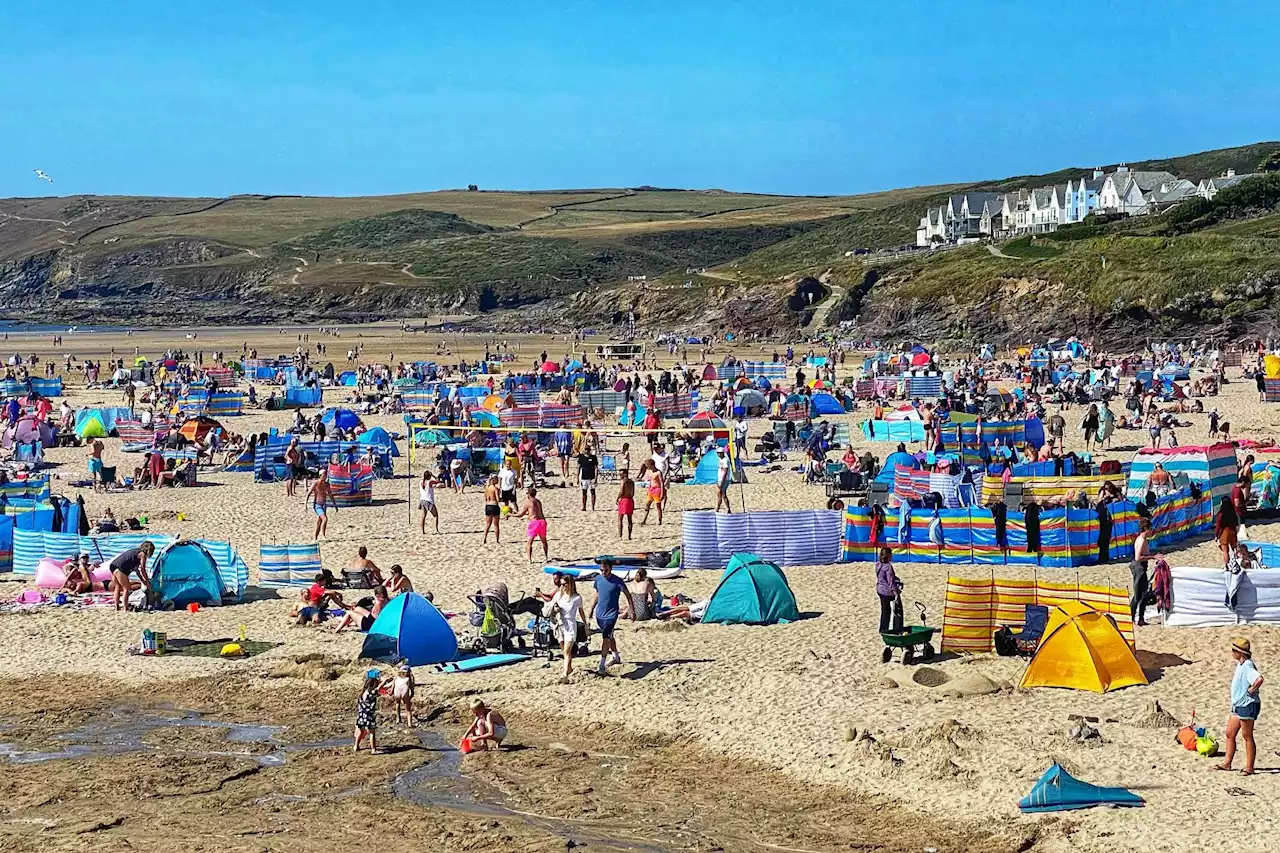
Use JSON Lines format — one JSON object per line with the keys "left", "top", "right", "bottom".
{"left": 436, "top": 652, "right": 529, "bottom": 673}
{"left": 542, "top": 564, "right": 682, "bottom": 581}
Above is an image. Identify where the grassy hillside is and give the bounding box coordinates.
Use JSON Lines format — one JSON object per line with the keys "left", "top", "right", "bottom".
{"left": 1, "top": 140, "right": 1277, "bottom": 335}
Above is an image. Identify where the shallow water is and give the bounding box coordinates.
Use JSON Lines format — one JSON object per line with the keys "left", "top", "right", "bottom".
{"left": 0, "top": 706, "right": 343, "bottom": 767}
{"left": 0, "top": 707, "right": 686, "bottom": 852}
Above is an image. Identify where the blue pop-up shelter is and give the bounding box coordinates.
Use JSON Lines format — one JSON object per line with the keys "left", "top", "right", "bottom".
{"left": 360, "top": 592, "right": 458, "bottom": 666}
{"left": 151, "top": 540, "right": 224, "bottom": 608}
{"left": 1018, "top": 763, "right": 1144, "bottom": 812}
{"left": 356, "top": 427, "right": 400, "bottom": 456}
{"left": 810, "top": 393, "right": 844, "bottom": 416}
{"left": 322, "top": 408, "right": 361, "bottom": 430}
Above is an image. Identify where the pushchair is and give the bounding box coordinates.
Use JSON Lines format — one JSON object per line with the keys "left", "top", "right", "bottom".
{"left": 527, "top": 610, "right": 589, "bottom": 663}
{"left": 465, "top": 583, "right": 522, "bottom": 654}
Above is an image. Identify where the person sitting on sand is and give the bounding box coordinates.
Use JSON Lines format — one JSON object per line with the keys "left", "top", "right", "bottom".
{"left": 348, "top": 546, "right": 383, "bottom": 587}
{"left": 293, "top": 572, "right": 338, "bottom": 625}
{"left": 332, "top": 585, "right": 390, "bottom": 633}
{"left": 60, "top": 554, "right": 102, "bottom": 594}
{"left": 624, "top": 567, "right": 660, "bottom": 621}
{"left": 385, "top": 564, "right": 413, "bottom": 597}
{"left": 462, "top": 698, "right": 507, "bottom": 751}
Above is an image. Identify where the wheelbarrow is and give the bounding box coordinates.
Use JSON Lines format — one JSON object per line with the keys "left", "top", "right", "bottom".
{"left": 881, "top": 602, "right": 936, "bottom": 664}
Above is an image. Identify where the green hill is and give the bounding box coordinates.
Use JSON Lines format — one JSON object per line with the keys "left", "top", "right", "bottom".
{"left": 0, "top": 141, "right": 1277, "bottom": 339}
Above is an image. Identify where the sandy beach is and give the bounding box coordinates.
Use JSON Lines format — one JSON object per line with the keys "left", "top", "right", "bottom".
{"left": 1, "top": 324, "right": 1277, "bottom": 853}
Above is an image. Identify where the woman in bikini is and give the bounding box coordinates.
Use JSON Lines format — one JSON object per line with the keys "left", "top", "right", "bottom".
{"left": 482, "top": 475, "right": 501, "bottom": 544}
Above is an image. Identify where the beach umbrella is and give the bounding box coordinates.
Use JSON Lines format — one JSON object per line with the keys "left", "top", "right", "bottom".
{"left": 566, "top": 359, "right": 583, "bottom": 371}
{"left": 412, "top": 428, "right": 455, "bottom": 447}
{"left": 179, "top": 416, "right": 222, "bottom": 443}
{"left": 809, "top": 379, "right": 827, "bottom": 390}
{"left": 322, "top": 408, "right": 361, "bottom": 430}
{"left": 540, "top": 361, "right": 559, "bottom": 374}
{"left": 468, "top": 410, "right": 500, "bottom": 428}
{"left": 687, "top": 411, "right": 729, "bottom": 439}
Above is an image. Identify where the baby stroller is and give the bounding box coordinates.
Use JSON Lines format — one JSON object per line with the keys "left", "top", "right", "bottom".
{"left": 466, "top": 583, "right": 522, "bottom": 654}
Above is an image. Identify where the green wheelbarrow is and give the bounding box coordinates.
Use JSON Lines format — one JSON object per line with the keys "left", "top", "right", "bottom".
{"left": 880, "top": 602, "right": 936, "bottom": 664}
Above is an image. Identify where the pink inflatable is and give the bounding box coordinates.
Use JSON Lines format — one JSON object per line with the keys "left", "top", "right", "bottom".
{"left": 34, "top": 557, "right": 111, "bottom": 589}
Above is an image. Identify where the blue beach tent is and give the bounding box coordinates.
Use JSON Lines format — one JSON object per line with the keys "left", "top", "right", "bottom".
{"left": 322, "top": 408, "right": 361, "bottom": 430}
{"left": 152, "top": 540, "right": 224, "bottom": 608}
{"left": 1018, "top": 763, "right": 1144, "bottom": 813}
{"left": 356, "top": 426, "right": 400, "bottom": 456}
{"left": 360, "top": 592, "right": 458, "bottom": 666}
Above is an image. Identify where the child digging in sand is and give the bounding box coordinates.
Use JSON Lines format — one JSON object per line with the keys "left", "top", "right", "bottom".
{"left": 462, "top": 698, "right": 507, "bottom": 751}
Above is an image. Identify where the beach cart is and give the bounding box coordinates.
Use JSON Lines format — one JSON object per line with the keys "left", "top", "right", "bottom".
{"left": 881, "top": 602, "right": 936, "bottom": 664}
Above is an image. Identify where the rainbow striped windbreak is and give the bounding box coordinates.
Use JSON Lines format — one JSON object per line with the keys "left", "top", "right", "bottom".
{"left": 841, "top": 485, "right": 1210, "bottom": 568}
{"left": 941, "top": 576, "right": 1134, "bottom": 653}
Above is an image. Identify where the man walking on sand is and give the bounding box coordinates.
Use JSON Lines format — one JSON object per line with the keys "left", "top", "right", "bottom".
{"left": 308, "top": 469, "right": 337, "bottom": 539}
{"left": 591, "top": 560, "right": 635, "bottom": 675}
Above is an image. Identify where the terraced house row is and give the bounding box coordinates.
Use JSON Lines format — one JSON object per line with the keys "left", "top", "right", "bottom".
{"left": 916, "top": 166, "right": 1261, "bottom": 245}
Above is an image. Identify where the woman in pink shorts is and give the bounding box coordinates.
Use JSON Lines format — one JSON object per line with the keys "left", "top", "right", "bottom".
{"left": 515, "top": 486, "right": 549, "bottom": 563}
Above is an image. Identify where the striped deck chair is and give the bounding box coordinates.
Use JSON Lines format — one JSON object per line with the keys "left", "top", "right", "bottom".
{"left": 259, "top": 543, "right": 323, "bottom": 587}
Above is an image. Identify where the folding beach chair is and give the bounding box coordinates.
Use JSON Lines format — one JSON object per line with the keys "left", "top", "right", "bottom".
{"left": 1010, "top": 604, "right": 1050, "bottom": 656}
{"left": 598, "top": 453, "right": 619, "bottom": 482}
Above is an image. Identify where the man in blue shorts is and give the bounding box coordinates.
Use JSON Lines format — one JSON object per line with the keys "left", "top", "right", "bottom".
{"left": 591, "top": 560, "right": 635, "bottom": 675}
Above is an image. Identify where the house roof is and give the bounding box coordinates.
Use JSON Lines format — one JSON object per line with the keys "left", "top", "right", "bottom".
{"left": 1124, "top": 170, "right": 1178, "bottom": 192}
{"left": 950, "top": 192, "right": 1003, "bottom": 214}
{"left": 1146, "top": 179, "right": 1198, "bottom": 204}
{"left": 1030, "top": 187, "right": 1054, "bottom": 207}
{"left": 1208, "top": 173, "right": 1259, "bottom": 192}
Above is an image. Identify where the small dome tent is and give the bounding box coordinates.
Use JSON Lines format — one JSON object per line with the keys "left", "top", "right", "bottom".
{"left": 701, "top": 553, "right": 799, "bottom": 626}
{"left": 1019, "top": 602, "right": 1147, "bottom": 693}
{"left": 360, "top": 592, "right": 458, "bottom": 666}
{"left": 152, "top": 540, "right": 224, "bottom": 608}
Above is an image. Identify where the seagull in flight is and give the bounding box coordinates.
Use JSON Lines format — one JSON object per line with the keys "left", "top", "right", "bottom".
{"left": 34, "top": 169, "right": 53, "bottom": 183}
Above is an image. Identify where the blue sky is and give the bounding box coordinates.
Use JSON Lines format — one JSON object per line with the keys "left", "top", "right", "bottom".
{"left": 3, "top": 1, "right": 1278, "bottom": 198}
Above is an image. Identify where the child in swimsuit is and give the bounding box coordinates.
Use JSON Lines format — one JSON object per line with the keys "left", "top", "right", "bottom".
{"left": 515, "top": 487, "right": 549, "bottom": 563}
{"left": 391, "top": 663, "right": 416, "bottom": 726}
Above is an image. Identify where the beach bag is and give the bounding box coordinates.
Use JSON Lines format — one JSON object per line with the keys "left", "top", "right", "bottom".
{"left": 480, "top": 602, "right": 500, "bottom": 638}
{"left": 1176, "top": 726, "right": 1199, "bottom": 751}
{"left": 1195, "top": 736, "right": 1218, "bottom": 757}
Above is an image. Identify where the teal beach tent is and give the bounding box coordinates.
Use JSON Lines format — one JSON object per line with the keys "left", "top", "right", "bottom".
{"left": 701, "top": 553, "right": 799, "bottom": 625}
{"left": 1018, "top": 763, "right": 1144, "bottom": 812}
